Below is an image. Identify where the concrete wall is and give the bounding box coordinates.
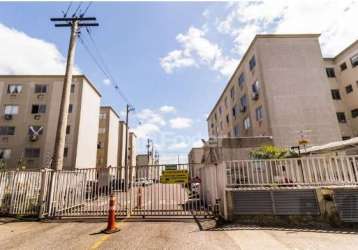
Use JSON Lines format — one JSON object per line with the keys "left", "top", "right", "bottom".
{"left": 107, "top": 109, "right": 119, "bottom": 167}
{"left": 74, "top": 78, "right": 101, "bottom": 169}
{"left": 257, "top": 36, "right": 341, "bottom": 147}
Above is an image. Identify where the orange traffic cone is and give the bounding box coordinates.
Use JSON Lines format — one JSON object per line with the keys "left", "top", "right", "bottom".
{"left": 103, "top": 194, "right": 120, "bottom": 234}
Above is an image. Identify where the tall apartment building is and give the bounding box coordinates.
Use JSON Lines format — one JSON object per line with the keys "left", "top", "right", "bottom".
{"left": 324, "top": 40, "right": 358, "bottom": 139}
{"left": 96, "top": 106, "right": 120, "bottom": 168}
{"left": 207, "top": 34, "right": 342, "bottom": 149}
{"left": 117, "top": 121, "right": 127, "bottom": 167}
{"left": 0, "top": 75, "right": 101, "bottom": 169}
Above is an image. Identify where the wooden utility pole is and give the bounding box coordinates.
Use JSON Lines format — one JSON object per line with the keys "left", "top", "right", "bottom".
{"left": 50, "top": 17, "right": 98, "bottom": 170}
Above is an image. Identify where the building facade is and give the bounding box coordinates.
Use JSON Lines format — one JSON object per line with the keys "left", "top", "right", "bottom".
{"left": 96, "top": 106, "right": 120, "bottom": 168}
{"left": 323, "top": 40, "right": 358, "bottom": 139}
{"left": 0, "top": 75, "right": 101, "bottom": 170}
{"left": 207, "top": 34, "right": 342, "bottom": 149}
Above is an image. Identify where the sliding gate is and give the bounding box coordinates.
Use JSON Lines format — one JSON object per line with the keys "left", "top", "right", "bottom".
{"left": 47, "top": 164, "right": 213, "bottom": 218}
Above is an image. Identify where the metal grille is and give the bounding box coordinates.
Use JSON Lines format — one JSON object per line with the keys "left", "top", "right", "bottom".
{"left": 232, "top": 190, "right": 319, "bottom": 215}
{"left": 334, "top": 189, "right": 358, "bottom": 222}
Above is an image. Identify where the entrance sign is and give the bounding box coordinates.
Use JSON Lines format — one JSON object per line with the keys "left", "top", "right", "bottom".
{"left": 165, "top": 164, "right": 177, "bottom": 171}
{"left": 160, "top": 169, "right": 188, "bottom": 184}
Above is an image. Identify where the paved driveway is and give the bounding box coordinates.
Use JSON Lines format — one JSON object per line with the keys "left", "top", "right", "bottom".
{"left": 1, "top": 217, "right": 358, "bottom": 250}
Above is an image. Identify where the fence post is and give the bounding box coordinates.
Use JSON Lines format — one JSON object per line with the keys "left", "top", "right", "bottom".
{"left": 47, "top": 171, "right": 56, "bottom": 217}
{"left": 38, "top": 169, "right": 48, "bottom": 219}
{"left": 221, "top": 162, "right": 230, "bottom": 221}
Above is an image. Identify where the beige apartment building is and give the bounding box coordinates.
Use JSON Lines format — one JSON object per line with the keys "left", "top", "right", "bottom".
{"left": 96, "top": 106, "right": 120, "bottom": 168}
{"left": 324, "top": 40, "right": 358, "bottom": 139}
{"left": 0, "top": 75, "right": 101, "bottom": 170}
{"left": 207, "top": 34, "right": 342, "bottom": 149}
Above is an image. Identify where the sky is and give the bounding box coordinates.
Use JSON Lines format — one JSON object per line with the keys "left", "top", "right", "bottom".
{"left": 0, "top": 0, "right": 357, "bottom": 163}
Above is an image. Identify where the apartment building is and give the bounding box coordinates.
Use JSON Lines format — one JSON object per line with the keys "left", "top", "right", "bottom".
{"left": 117, "top": 121, "right": 127, "bottom": 167}
{"left": 96, "top": 106, "right": 120, "bottom": 168}
{"left": 0, "top": 75, "right": 101, "bottom": 170}
{"left": 324, "top": 40, "right": 358, "bottom": 139}
{"left": 207, "top": 34, "right": 341, "bottom": 149}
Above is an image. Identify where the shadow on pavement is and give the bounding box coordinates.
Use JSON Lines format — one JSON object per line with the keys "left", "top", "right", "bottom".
{"left": 201, "top": 221, "right": 358, "bottom": 235}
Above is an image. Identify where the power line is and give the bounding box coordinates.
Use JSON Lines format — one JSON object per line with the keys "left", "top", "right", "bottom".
{"left": 72, "top": 2, "right": 83, "bottom": 17}
{"left": 81, "top": 2, "right": 93, "bottom": 17}
{"left": 63, "top": 2, "right": 73, "bottom": 17}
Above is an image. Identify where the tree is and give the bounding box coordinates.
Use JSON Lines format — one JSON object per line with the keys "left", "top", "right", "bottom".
{"left": 249, "top": 145, "right": 298, "bottom": 159}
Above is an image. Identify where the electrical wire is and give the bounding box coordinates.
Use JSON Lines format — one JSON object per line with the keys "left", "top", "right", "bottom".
{"left": 72, "top": 2, "right": 83, "bottom": 17}
{"left": 63, "top": 2, "right": 73, "bottom": 17}
{"left": 80, "top": 2, "right": 93, "bottom": 17}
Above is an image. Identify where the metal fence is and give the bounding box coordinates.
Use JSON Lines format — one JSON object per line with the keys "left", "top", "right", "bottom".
{"left": 0, "top": 164, "right": 213, "bottom": 218}
{"left": 225, "top": 155, "right": 358, "bottom": 190}
{"left": 0, "top": 170, "right": 52, "bottom": 216}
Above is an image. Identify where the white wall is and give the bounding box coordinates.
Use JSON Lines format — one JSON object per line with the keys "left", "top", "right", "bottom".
{"left": 75, "top": 80, "right": 101, "bottom": 168}
{"left": 106, "top": 110, "right": 119, "bottom": 167}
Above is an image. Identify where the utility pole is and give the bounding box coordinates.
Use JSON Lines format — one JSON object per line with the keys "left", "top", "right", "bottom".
{"left": 124, "top": 104, "right": 135, "bottom": 190}
{"left": 50, "top": 16, "right": 98, "bottom": 170}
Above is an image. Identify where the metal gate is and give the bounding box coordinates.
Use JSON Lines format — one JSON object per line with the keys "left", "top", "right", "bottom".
{"left": 46, "top": 164, "right": 213, "bottom": 218}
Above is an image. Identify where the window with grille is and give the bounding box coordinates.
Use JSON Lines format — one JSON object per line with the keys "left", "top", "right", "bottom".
{"left": 0, "top": 126, "right": 15, "bottom": 135}
{"left": 249, "top": 55, "right": 256, "bottom": 71}
{"left": 340, "top": 62, "right": 347, "bottom": 71}
{"left": 326, "top": 68, "right": 336, "bottom": 78}
{"left": 336, "top": 112, "right": 347, "bottom": 123}
{"left": 351, "top": 109, "right": 358, "bottom": 118}
{"left": 34, "top": 84, "right": 47, "bottom": 93}
{"left": 4, "top": 105, "right": 18, "bottom": 115}
{"left": 0, "top": 149, "right": 11, "bottom": 159}
{"left": 31, "top": 104, "right": 46, "bottom": 114}
{"left": 25, "top": 148, "right": 40, "bottom": 158}
{"left": 331, "top": 89, "right": 341, "bottom": 100}
{"left": 350, "top": 53, "right": 358, "bottom": 67}
{"left": 7, "top": 84, "right": 23, "bottom": 94}
{"left": 238, "top": 73, "right": 245, "bottom": 87}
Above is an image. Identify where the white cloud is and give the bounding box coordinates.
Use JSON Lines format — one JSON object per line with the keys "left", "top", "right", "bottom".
{"left": 133, "top": 123, "right": 160, "bottom": 139}
{"left": 168, "top": 142, "right": 188, "bottom": 150}
{"left": 192, "top": 140, "right": 203, "bottom": 148}
{"left": 136, "top": 108, "right": 166, "bottom": 126}
{"left": 0, "top": 23, "right": 80, "bottom": 75}
{"left": 216, "top": 0, "right": 358, "bottom": 57}
{"left": 159, "top": 105, "right": 176, "bottom": 113}
{"left": 103, "top": 78, "right": 111, "bottom": 85}
{"left": 160, "top": 26, "right": 238, "bottom": 76}
{"left": 169, "top": 117, "right": 193, "bottom": 129}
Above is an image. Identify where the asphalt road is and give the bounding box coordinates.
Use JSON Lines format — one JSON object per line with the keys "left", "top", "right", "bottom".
{"left": 1, "top": 217, "right": 358, "bottom": 250}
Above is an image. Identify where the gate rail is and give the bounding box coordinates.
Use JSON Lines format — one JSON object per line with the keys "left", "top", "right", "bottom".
{"left": 225, "top": 155, "right": 358, "bottom": 190}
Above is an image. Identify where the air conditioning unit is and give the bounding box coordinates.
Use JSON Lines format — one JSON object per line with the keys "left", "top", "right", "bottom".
{"left": 4, "top": 114, "right": 12, "bottom": 120}
{"left": 240, "top": 106, "right": 246, "bottom": 113}
{"left": 29, "top": 135, "right": 39, "bottom": 142}
{"left": 252, "top": 92, "right": 259, "bottom": 100}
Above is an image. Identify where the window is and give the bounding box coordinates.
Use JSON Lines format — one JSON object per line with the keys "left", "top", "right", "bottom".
{"left": 224, "top": 97, "right": 228, "bottom": 108}
{"left": 243, "top": 117, "right": 251, "bottom": 130}
{"left": 232, "top": 106, "right": 236, "bottom": 118}
{"left": 66, "top": 125, "right": 70, "bottom": 134}
{"left": 350, "top": 53, "right": 358, "bottom": 67}
{"left": 351, "top": 109, "right": 358, "bottom": 118}
{"left": 238, "top": 73, "right": 245, "bottom": 87}
{"left": 256, "top": 106, "right": 263, "bottom": 121}
{"left": 342, "top": 136, "right": 351, "bottom": 140}
{"left": 240, "top": 95, "right": 248, "bottom": 111}
{"left": 346, "top": 84, "right": 353, "bottom": 94}
{"left": 210, "top": 123, "right": 214, "bottom": 128}
{"left": 336, "top": 112, "right": 347, "bottom": 123}
{"left": 71, "top": 84, "right": 75, "bottom": 93}
{"left": 220, "top": 121, "right": 223, "bottom": 130}
{"left": 34, "top": 84, "right": 47, "bottom": 93}
{"left": 98, "top": 128, "right": 106, "bottom": 134}
{"left": 24, "top": 148, "right": 40, "bottom": 158}
{"left": 331, "top": 89, "right": 341, "bottom": 100}
{"left": 326, "top": 68, "right": 336, "bottom": 78}
{"left": 230, "top": 87, "right": 235, "bottom": 99}
{"left": 219, "top": 106, "right": 222, "bottom": 115}
{"left": 0, "top": 126, "right": 15, "bottom": 135}
{"left": 4, "top": 105, "right": 19, "bottom": 115}
{"left": 0, "top": 149, "right": 11, "bottom": 160}
{"left": 249, "top": 55, "right": 256, "bottom": 71}
{"left": 340, "top": 62, "right": 347, "bottom": 71}
{"left": 31, "top": 104, "right": 46, "bottom": 114}
{"left": 68, "top": 104, "right": 73, "bottom": 113}
{"left": 226, "top": 114, "right": 229, "bottom": 124}
{"left": 7, "top": 84, "right": 23, "bottom": 94}
{"left": 233, "top": 125, "right": 240, "bottom": 137}
{"left": 214, "top": 113, "right": 217, "bottom": 121}
{"left": 64, "top": 147, "right": 68, "bottom": 157}
{"left": 252, "top": 80, "right": 260, "bottom": 95}
{"left": 99, "top": 113, "right": 106, "bottom": 120}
